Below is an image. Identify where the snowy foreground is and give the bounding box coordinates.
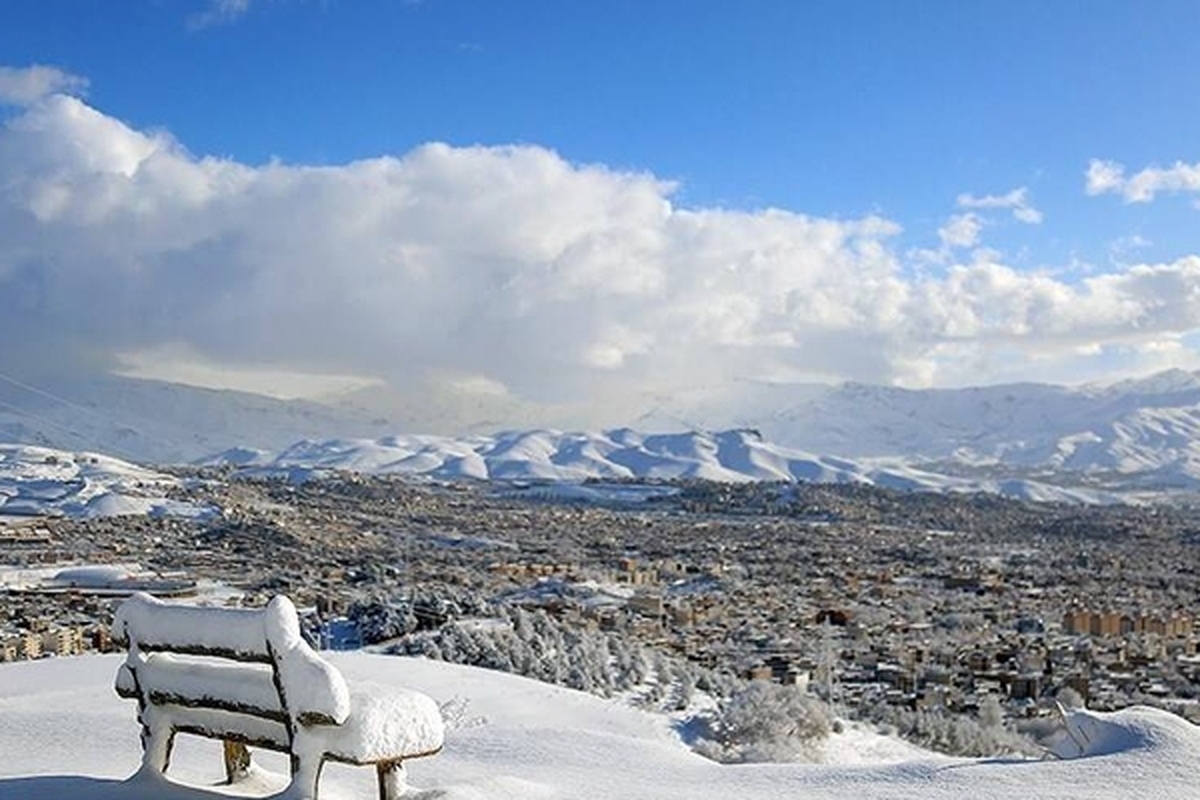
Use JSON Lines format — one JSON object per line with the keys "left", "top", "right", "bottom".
{"left": 4, "top": 655, "right": 1200, "bottom": 799}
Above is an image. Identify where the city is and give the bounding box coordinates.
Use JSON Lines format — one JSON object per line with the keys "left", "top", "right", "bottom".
{"left": 5, "top": 471, "right": 1200, "bottom": 751}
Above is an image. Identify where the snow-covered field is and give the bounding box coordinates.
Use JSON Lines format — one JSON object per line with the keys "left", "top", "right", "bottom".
{"left": 3, "top": 654, "right": 1200, "bottom": 799}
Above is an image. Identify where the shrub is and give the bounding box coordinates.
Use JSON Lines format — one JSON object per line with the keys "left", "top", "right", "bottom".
{"left": 696, "top": 682, "right": 832, "bottom": 763}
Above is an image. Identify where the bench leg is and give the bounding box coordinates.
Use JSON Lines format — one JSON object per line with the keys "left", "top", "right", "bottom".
{"left": 223, "top": 740, "right": 252, "bottom": 783}
{"left": 289, "top": 754, "right": 324, "bottom": 800}
{"left": 141, "top": 716, "right": 176, "bottom": 775}
{"left": 376, "top": 760, "right": 406, "bottom": 800}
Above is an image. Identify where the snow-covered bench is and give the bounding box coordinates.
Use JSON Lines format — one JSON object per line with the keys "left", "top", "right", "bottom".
{"left": 112, "top": 592, "right": 443, "bottom": 799}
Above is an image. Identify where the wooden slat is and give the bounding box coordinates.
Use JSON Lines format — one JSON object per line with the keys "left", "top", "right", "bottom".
{"left": 147, "top": 690, "right": 289, "bottom": 724}
{"left": 172, "top": 723, "right": 289, "bottom": 753}
{"left": 112, "top": 636, "right": 273, "bottom": 664}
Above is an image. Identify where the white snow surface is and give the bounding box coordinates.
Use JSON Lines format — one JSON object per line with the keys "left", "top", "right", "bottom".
{"left": 0, "top": 443, "right": 213, "bottom": 519}
{"left": 215, "top": 429, "right": 1124, "bottom": 504}
{"left": 4, "top": 654, "right": 1200, "bottom": 799}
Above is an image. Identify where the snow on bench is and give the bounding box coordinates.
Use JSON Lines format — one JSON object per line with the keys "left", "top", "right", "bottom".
{"left": 112, "top": 592, "right": 444, "bottom": 799}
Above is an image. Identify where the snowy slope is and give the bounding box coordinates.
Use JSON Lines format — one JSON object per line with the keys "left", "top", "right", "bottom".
{"left": 635, "top": 369, "right": 1200, "bottom": 492}
{"left": 13, "top": 368, "right": 1200, "bottom": 495}
{"left": 3, "top": 654, "right": 1200, "bottom": 799}
{"left": 0, "top": 372, "right": 392, "bottom": 466}
{"left": 0, "top": 444, "right": 212, "bottom": 519}
{"left": 679, "top": 370, "right": 1200, "bottom": 471}
{"left": 211, "top": 429, "right": 1121, "bottom": 503}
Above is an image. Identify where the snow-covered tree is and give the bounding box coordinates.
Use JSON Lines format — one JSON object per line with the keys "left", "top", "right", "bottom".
{"left": 696, "top": 682, "right": 832, "bottom": 764}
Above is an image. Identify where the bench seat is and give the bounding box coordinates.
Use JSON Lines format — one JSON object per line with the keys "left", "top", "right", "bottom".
{"left": 309, "top": 682, "right": 444, "bottom": 765}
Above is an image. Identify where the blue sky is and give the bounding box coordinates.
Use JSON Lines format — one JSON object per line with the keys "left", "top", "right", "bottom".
{"left": 3, "top": 1, "right": 1200, "bottom": 412}
{"left": 6, "top": 0, "right": 1199, "bottom": 261}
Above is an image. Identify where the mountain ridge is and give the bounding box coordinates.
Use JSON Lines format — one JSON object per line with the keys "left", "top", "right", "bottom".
{"left": 7, "top": 369, "right": 1200, "bottom": 499}
{"left": 203, "top": 428, "right": 1124, "bottom": 505}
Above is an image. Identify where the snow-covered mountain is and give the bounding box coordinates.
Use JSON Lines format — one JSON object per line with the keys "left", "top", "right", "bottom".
{"left": 208, "top": 429, "right": 1121, "bottom": 504}
{"left": 637, "top": 368, "right": 1200, "bottom": 460}
{"left": 12, "top": 368, "right": 1200, "bottom": 496}
{"left": 0, "top": 372, "right": 394, "bottom": 465}
{"left": 638, "top": 368, "right": 1200, "bottom": 492}
{"left": 0, "top": 444, "right": 212, "bottom": 519}
{"left": 4, "top": 654, "right": 1200, "bottom": 800}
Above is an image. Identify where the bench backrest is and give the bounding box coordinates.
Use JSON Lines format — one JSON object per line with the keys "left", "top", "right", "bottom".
{"left": 113, "top": 593, "right": 351, "bottom": 730}
{"left": 113, "top": 595, "right": 278, "bottom": 662}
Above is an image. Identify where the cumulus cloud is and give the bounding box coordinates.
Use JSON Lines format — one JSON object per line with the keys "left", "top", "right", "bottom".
{"left": 1086, "top": 158, "right": 1200, "bottom": 203}
{"left": 930, "top": 188, "right": 1042, "bottom": 258}
{"left": 0, "top": 65, "right": 88, "bottom": 107}
{"left": 4, "top": 87, "right": 1200, "bottom": 409}
{"left": 957, "top": 187, "right": 1043, "bottom": 224}
{"left": 1086, "top": 159, "right": 1125, "bottom": 197}
{"left": 937, "top": 213, "right": 984, "bottom": 249}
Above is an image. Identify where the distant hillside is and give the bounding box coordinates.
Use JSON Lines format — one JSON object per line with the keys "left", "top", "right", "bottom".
{"left": 638, "top": 368, "right": 1200, "bottom": 494}
{"left": 10, "top": 369, "right": 1200, "bottom": 497}
{"left": 205, "top": 429, "right": 1122, "bottom": 504}
{"left": 0, "top": 372, "right": 390, "bottom": 465}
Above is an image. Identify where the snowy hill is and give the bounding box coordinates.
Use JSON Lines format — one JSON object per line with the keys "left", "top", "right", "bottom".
{"left": 3, "top": 654, "right": 1200, "bottom": 799}
{"left": 0, "top": 444, "right": 212, "bottom": 519}
{"left": 640, "top": 371, "right": 1200, "bottom": 464}
{"left": 210, "top": 429, "right": 1121, "bottom": 504}
{"left": 638, "top": 369, "right": 1200, "bottom": 493}
{"left": 14, "top": 368, "right": 1200, "bottom": 496}
{"left": 0, "top": 372, "right": 392, "bottom": 466}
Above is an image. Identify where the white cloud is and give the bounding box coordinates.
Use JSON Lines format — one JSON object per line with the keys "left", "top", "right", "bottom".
{"left": 189, "top": 0, "right": 254, "bottom": 29}
{"left": 0, "top": 65, "right": 88, "bottom": 107}
{"left": 1086, "top": 159, "right": 1126, "bottom": 196}
{"left": 1108, "top": 234, "right": 1152, "bottom": 266}
{"left": 928, "top": 188, "right": 1042, "bottom": 262}
{"left": 956, "top": 187, "right": 1043, "bottom": 224}
{"left": 1086, "top": 158, "right": 1200, "bottom": 203}
{"left": 938, "top": 213, "right": 983, "bottom": 249}
{"left": 4, "top": 90, "right": 1200, "bottom": 407}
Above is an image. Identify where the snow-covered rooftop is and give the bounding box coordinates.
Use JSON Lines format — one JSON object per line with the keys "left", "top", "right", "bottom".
{"left": 51, "top": 565, "right": 133, "bottom": 586}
